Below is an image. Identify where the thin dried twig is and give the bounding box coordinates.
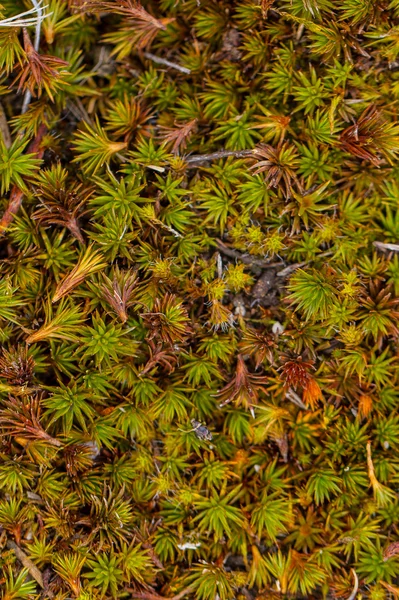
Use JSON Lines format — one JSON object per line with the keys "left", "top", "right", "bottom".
{"left": 276, "top": 261, "right": 308, "bottom": 277}
{"left": 0, "top": 1, "right": 51, "bottom": 27}
{"left": 216, "top": 239, "right": 283, "bottom": 269}
{"left": 170, "top": 588, "right": 194, "bottom": 600}
{"left": 7, "top": 540, "right": 44, "bottom": 588}
{"left": 347, "top": 569, "right": 359, "bottom": 600}
{"left": 374, "top": 241, "right": 399, "bottom": 253}
{"left": 128, "top": 587, "right": 194, "bottom": 600}
{"left": 144, "top": 52, "right": 191, "bottom": 74}
{"left": 26, "top": 491, "right": 45, "bottom": 503}
{"left": 0, "top": 124, "right": 47, "bottom": 234}
{"left": 217, "top": 240, "right": 333, "bottom": 277}
{"left": 286, "top": 388, "right": 307, "bottom": 409}
{"left": 276, "top": 251, "right": 333, "bottom": 277}
{"left": 66, "top": 97, "right": 93, "bottom": 124}
{"left": 185, "top": 149, "right": 254, "bottom": 165}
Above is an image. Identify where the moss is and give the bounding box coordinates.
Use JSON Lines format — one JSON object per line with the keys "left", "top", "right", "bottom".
{"left": 1, "top": 0, "right": 399, "bottom": 598}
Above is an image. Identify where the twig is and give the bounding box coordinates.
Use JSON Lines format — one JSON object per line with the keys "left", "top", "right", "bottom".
{"left": 144, "top": 52, "right": 191, "bottom": 75}
{"left": 66, "top": 97, "right": 93, "bottom": 125}
{"left": 170, "top": 588, "right": 194, "bottom": 600}
{"left": 216, "top": 252, "right": 223, "bottom": 278}
{"left": 276, "top": 251, "right": 333, "bottom": 277}
{"left": 217, "top": 240, "right": 333, "bottom": 277}
{"left": 32, "top": 0, "right": 45, "bottom": 49}
{"left": 286, "top": 388, "right": 307, "bottom": 410}
{"left": 347, "top": 569, "right": 359, "bottom": 600}
{"left": 7, "top": 540, "right": 44, "bottom": 588}
{"left": 26, "top": 491, "right": 45, "bottom": 503}
{"left": 374, "top": 241, "right": 399, "bottom": 253}
{"left": 0, "top": 102, "right": 11, "bottom": 148}
{"left": 0, "top": 1, "right": 51, "bottom": 27}
{"left": 276, "top": 261, "right": 307, "bottom": 277}
{"left": 128, "top": 586, "right": 194, "bottom": 600}
{"left": 0, "top": 124, "right": 47, "bottom": 234}
{"left": 185, "top": 149, "right": 254, "bottom": 166}
{"left": 21, "top": 0, "right": 44, "bottom": 115}
{"left": 216, "top": 239, "right": 283, "bottom": 269}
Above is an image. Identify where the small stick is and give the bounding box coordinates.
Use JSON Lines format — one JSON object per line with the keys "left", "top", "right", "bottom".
{"left": 0, "top": 1, "right": 51, "bottom": 27}
{"left": 216, "top": 239, "right": 283, "bottom": 269}
{"left": 276, "top": 261, "right": 307, "bottom": 277}
{"left": 0, "top": 124, "right": 47, "bottom": 234}
{"left": 276, "top": 251, "right": 333, "bottom": 277}
{"left": 129, "top": 586, "right": 194, "bottom": 600}
{"left": 347, "top": 569, "right": 359, "bottom": 600}
{"left": 26, "top": 491, "right": 44, "bottom": 503}
{"left": 7, "top": 540, "right": 44, "bottom": 588}
{"left": 185, "top": 149, "right": 254, "bottom": 165}
{"left": 216, "top": 252, "right": 223, "bottom": 278}
{"left": 286, "top": 388, "right": 307, "bottom": 410}
{"left": 374, "top": 241, "right": 399, "bottom": 253}
{"left": 144, "top": 52, "right": 191, "bottom": 75}
{"left": 66, "top": 97, "right": 93, "bottom": 125}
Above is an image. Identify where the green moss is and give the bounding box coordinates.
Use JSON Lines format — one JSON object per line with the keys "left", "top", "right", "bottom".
{"left": 0, "top": 0, "right": 399, "bottom": 598}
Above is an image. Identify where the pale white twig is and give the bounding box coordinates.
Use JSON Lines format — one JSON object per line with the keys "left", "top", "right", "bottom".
{"left": 32, "top": 0, "right": 43, "bottom": 52}
{"left": 286, "top": 388, "right": 307, "bottom": 410}
{"left": 374, "top": 241, "right": 399, "bottom": 252}
{"left": 347, "top": 569, "right": 359, "bottom": 600}
{"left": 0, "top": 18, "right": 44, "bottom": 26}
{"left": 216, "top": 252, "right": 223, "bottom": 279}
{"left": 0, "top": 1, "right": 50, "bottom": 27}
{"left": 144, "top": 52, "right": 191, "bottom": 74}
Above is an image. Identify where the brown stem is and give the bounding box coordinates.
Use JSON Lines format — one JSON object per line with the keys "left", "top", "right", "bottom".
{"left": 37, "top": 429, "right": 63, "bottom": 447}
{"left": 29, "top": 412, "right": 63, "bottom": 447}
{"left": 0, "top": 124, "right": 47, "bottom": 234}
{"left": 67, "top": 217, "right": 85, "bottom": 244}
{"left": 7, "top": 540, "right": 44, "bottom": 588}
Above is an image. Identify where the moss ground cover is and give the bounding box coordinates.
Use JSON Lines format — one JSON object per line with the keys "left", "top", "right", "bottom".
{"left": 1, "top": 1, "right": 399, "bottom": 598}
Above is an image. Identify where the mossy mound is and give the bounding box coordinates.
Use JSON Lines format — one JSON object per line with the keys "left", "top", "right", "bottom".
{"left": 1, "top": 1, "right": 399, "bottom": 599}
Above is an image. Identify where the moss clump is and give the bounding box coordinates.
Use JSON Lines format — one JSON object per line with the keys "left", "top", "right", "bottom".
{"left": 1, "top": 1, "right": 399, "bottom": 598}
